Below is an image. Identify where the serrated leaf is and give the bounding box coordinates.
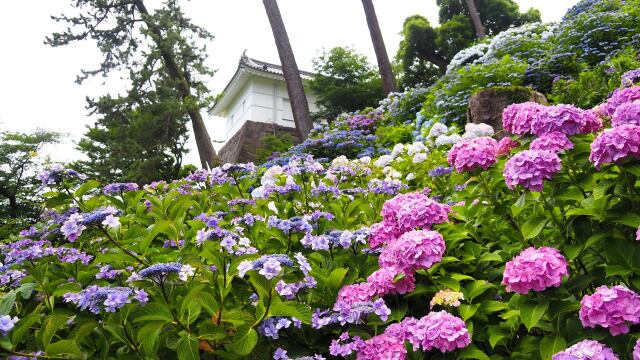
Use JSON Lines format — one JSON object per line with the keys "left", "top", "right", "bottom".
{"left": 457, "top": 344, "right": 490, "bottom": 360}
{"left": 132, "top": 303, "right": 173, "bottom": 323}
{"left": 177, "top": 333, "right": 199, "bottom": 360}
{"left": 46, "top": 339, "right": 82, "bottom": 357}
{"left": 465, "top": 280, "right": 494, "bottom": 301}
{"left": 269, "top": 300, "right": 312, "bottom": 324}
{"left": 540, "top": 336, "right": 566, "bottom": 359}
{"left": 520, "top": 300, "right": 549, "bottom": 331}
{"left": 521, "top": 215, "right": 547, "bottom": 239}
{"left": 458, "top": 304, "right": 479, "bottom": 321}
{"left": 137, "top": 321, "right": 165, "bottom": 355}
{"left": 229, "top": 325, "right": 258, "bottom": 355}
{"left": 487, "top": 326, "right": 508, "bottom": 348}
{"left": 328, "top": 268, "right": 348, "bottom": 290}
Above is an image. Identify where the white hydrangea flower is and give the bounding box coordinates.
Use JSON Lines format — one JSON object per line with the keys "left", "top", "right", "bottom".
{"left": 462, "top": 123, "right": 494, "bottom": 139}
{"left": 429, "top": 123, "right": 449, "bottom": 138}
{"left": 357, "top": 156, "right": 371, "bottom": 165}
{"left": 412, "top": 152, "right": 427, "bottom": 163}
{"left": 391, "top": 144, "right": 405, "bottom": 158}
{"left": 374, "top": 155, "right": 393, "bottom": 167}
{"left": 261, "top": 165, "right": 283, "bottom": 186}
{"left": 331, "top": 155, "right": 350, "bottom": 167}
{"left": 406, "top": 141, "right": 427, "bottom": 155}
{"left": 435, "top": 134, "right": 462, "bottom": 146}
{"left": 406, "top": 173, "right": 416, "bottom": 181}
{"left": 179, "top": 264, "right": 195, "bottom": 281}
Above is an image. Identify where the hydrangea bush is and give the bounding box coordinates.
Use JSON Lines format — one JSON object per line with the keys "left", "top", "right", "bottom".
{"left": 3, "top": 75, "right": 640, "bottom": 360}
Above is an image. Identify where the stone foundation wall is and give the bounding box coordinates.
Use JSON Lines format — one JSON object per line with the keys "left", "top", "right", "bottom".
{"left": 219, "top": 121, "right": 300, "bottom": 164}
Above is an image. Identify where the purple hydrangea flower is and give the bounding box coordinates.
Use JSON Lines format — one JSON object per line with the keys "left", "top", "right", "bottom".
{"left": 531, "top": 104, "right": 602, "bottom": 136}
{"left": 552, "top": 340, "right": 618, "bottom": 360}
{"left": 589, "top": 124, "right": 640, "bottom": 169}
{"left": 579, "top": 285, "right": 640, "bottom": 335}
{"left": 139, "top": 263, "right": 182, "bottom": 281}
{"left": 502, "top": 247, "right": 568, "bottom": 294}
{"left": 530, "top": 132, "right": 574, "bottom": 153}
{"left": 0, "top": 315, "right": 19, "bottom": 335}
{"left": 103, "top": 183, "right": 139, "bottom": 194}
{"left": 63, "top": 285, "right": 142, "bottom": 314}
{"left": 378, "top": 230, "right": 445, "bottom": 274}
{"left": 612, "top": 100, "right": 640, "bottom": 127}
{"left": 448, "top": 137, "right": 499, "bottom": 173}
{"left": 603, "top": 86, "right": 640, "bottom": 117}
{"left": 504, "top": 150, "right": 561, "bottom": 192}
{"left": 503, "top": 102, "right": 545, "bottom": 135}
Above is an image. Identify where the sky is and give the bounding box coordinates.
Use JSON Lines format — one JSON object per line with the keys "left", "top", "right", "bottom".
{"left": 0, "top": 0, "right": 580, "bottom": 167}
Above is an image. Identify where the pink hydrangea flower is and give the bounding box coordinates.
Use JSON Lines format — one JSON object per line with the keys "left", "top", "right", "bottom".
{"left": 531, "top": 104, "right": 602, "bottom": 136}
{"left": 380, "top": 192, "right": 451, "bottom": 232}
{"left": 378, "top": 230, "right": 445, "bottom": 274}
{"left": 447, "top": 137, "right": 499, "bottom": 173}
{"left": 589, "top": 124, "right": 640, "bottom": 169}
{"left": 336, "top": 283, "right": 375, "bottom": 305}
{"left": 612, "top": 100, "right": 640, "bottom": 127}
{"left": 603, "top": 86, "right": 640, "bottom": 117}
{"left": 356, "top": 334, "right": 406, "bottom": 360}
{"left": 502, "top": 247, "right": 568, "bottom": 294}
{"left": 634, "top": 338, "right": 640, "bottom": 360}
{"left": 503, "top": 150, "right": 562, "bottom": 192}
{"left": 503, "top": 102, "right": 545, "bottom": 135}
{"left": 366, "top": 267, "right": 416, "bottom": 296}
{"left": 530, "top": 132, "right": 574, "bottom": 153}
{"left": 368, "top": 221, "right": 401, "bottom": 249}
{"left": 552, "top": 340, "right": 618, "bottom": 360}
{"left": 404, "top": 311, "right": 471, "bottom": 353}
{"left": 637, "top": 226, "right": 640, "bottom": 241}
{"left": 497, "top": 137, "right": 520, "bottom": 156}
{"left": 579, "top": 285, "right": 640, "bottom": 335}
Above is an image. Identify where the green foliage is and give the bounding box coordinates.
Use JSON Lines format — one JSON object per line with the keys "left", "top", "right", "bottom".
{"left": 375, "top": 125, "right": 414, "bottom": 148}
{"left": 255, "top": 134, "right": 295, "bottom": 164}
{"left": 397, "top": 1, "right": 540, "bottom": 88}
{"left": 549, "top": 48, "right": 640, "bottom": 108}
{"left": 0, "top": 130, "right": 59, "bottom": 238}
{"left": 421, "top": 56, "right": 528, "bottom": 126}
{"left": 309, "top": 47, "right": 384, "bottom": 121}
{"left": 48, "top": 0, "right": 216, "bottom": 182}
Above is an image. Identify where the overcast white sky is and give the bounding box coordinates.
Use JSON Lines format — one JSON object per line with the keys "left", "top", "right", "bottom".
{"left": 0, "top": 0, "right": 579, "bottom": 166}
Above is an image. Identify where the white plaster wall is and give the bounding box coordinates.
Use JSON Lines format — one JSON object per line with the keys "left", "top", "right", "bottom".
{"left": 223, "top": 75, "right": 320, "bottom": 141}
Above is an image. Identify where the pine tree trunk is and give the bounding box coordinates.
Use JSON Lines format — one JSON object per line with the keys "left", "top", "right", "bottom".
{"left": 361, "top": 0, "right": 397, "bottom": 95}
{"left": 262, "top": 0, "right": 313, "bottom": 139}
{"left": 466, "top": 0, "right": 486, "bottom": 39}
{"left": 133, "top": 0, "right": 220, "bottom": 169}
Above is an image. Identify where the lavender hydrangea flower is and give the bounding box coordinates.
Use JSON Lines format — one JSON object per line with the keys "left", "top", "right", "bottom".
{"left": 258, "top": 317, "right": 301, "bottom": 339}
{"left": 603, "top": 86, "right": 640, "bottom": 117}
{"left": 0, "top": 315, "right": 19, "bottom": 335}
{"left": 530, "top": 132, "right": 574, "bottom": 153}
{"left": 612, "top": 100, "right": 640, "bottom": 127}
{"left": 531, "top": 104, "right": 602, "bottom": 136}
{"left": 579, "top": 285, "right": 640, "bottom": 335}
{"left": 237, "top": 254, "right": 293, "bottom": 279}
{"left": 259, "top": 258, "right": 282, "bottom": 279}
{"left": 590, "top": 124, "right": 640, "bottom": 169}
{"left": 504, "top": 150, "right": 561, "bottom": 192}
{"left": 37, "top": 165, "right": 87, "bottom": 186}
{"left": 63, "top": 285, "right": 143, "bottom": 314}
{"left": 103, "top": 183, "right": 139, "bottom": 194}
{"left": 502, "top": 247, "right": 568, "bottom": 294}
{"left": 552, "top": 340, "right": 618, "bottom": 360}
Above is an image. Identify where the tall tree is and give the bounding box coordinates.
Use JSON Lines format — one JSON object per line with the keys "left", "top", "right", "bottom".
{"left": 309, "top": 46, "right": 384, "bottom": 121}
{"left": 0, "top": 130, "right": 59, "bottom": 237}
{"left": 360, "top": 0, "right": 397, "bottom": 95}
{"left": 46, "top": 0, "right": 220, "bottom": 169}
{"left": 465, "top": 0, "right": 486, "bottom": 39}
{"left": 262, "top": 0, "right": 314, "bottom": 139}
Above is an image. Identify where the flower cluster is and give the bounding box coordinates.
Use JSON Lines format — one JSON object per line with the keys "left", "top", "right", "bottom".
{"left": 138, "top": 262, "right": 194, "bottom": 282}
{"left": 503, "top": 150, "right": 562, "bottom": 192}
{"left": 530, "top": 132, "right": 574, "bottom": 153}
{"left": 378, "top": 230, "right": 445, "bottom": 274}
{"left": 462, "top": 123, "right": 494, "bottom": 139}
{"left": 238, "top": 254, "right": 295, "bottom": 280}
{"left": 430, "top": 289, "right": 464, "bottom": 309}
{"left": 61, "top": 207, "right": 120, "bottom": 241}
{"left": 37, "top": 165, "right": 86, "bottom": 186}
{"left": 258, "top": 317, "right": 301, "bottom": 339}
{"left": 531, "top": 104, "right": 602, "bottom": 136}
{"left": 103, "top": 183, "right": 139, "bottom": 194}
{"left": 63, "top": 285, "right": 148, "bottom": 314}
{"left": 497, "top": 137, "right": 520, "bottom": 156}
{"left": 552, "top": 340, "right": 618, "bottom": 360}
{"left": 273, "top": 347, "right": 325, "bottom": 360}
{"left": 579, "top": 285, "right": 640, "bottom": 335}
{"left": 612, "top": 100, "right": 640, "bottom": 127}
{"left": 589, "top": 124, "right": 640, "bottom": 169}
{"left": 502, "top": 247, "right": 569, "bottom": 294}
{"left": 503, "top": 102, "right": 545, "bottom": 135}
{"left": 0, "top": 239, "right": 92, "bottom": 267}
{"left": 380, "top": 192, "right": 450, "bottom": 232}
{"left": 448, "top": 137, "right": 499, "bottom": 173}
{"left": 0, "top": 315, "right": 19, "bottom": 336}
{"left": 602, "top": 86, "right": 640, "bottom": 117}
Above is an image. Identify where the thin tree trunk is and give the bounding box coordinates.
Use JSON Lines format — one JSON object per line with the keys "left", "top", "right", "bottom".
{"left": 8, "top": 194, "right": 17, "bottom": 219}
{"left": 133, "top": 0, "right": 220, "bottom": 168}
{"left": 361, "top": 0, "right": 397, "bottom": 95}
{"left": 262, "top": 0, "right": 313, "bottom": 140}
{"left": 466, "top": 0, "right": 486, "bottom": 39}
